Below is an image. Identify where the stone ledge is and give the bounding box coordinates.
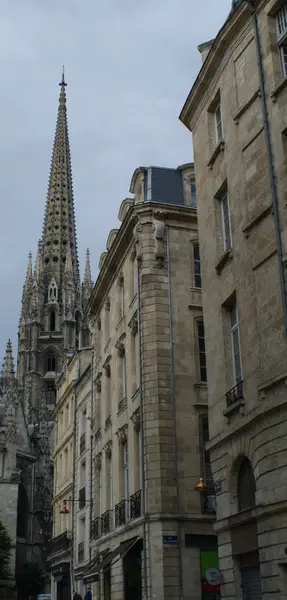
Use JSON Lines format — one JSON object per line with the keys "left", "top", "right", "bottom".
{"left": 215, "top": 249, "right": 233, "bottom": 274}
{"left": 223, "top": 399, "right": 245, "bottom": 422}
{"left": 233, "top": 89, "right": 260, "bottom": 124}
{"left": 242, "top": 203, "right": 272, "bottom": 238}
{"left": 207, "top": 140, "right": 225, "bottom": 170}
{"left": 271, "top": 76, "right": 287, "bottom": 102}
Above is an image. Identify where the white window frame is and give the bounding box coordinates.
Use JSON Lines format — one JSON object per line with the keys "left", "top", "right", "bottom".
{"left": 230, "top": 301, "right": 242, "bottom": 385}
{"left": 214, "top": 102, "right": 223, "bottom": 145}
{"left": 220, "top": 191, "right": 232, "bottom": 251}
{"left": 190, "top": 181, "right": 197, "bottom": 208}
{"left": 193, "top": 243, "right": 201, "bottom": 289}
{"left": 276, "top": 5, "right": 287, "bottom": 78}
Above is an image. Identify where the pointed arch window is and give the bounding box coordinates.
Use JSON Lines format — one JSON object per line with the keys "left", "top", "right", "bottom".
{"left": 17, "top": 483, "right": 29, "bottom": 539}
{"left": 47, "top": 350, "right": 56, "bottom": 373}
{"left": 237, "top": 458, "right": 256, "bottom": 512}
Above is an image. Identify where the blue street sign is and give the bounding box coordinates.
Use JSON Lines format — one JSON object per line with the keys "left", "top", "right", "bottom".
{"left": 163, "top": 535, "right": 178, "bottom": 545}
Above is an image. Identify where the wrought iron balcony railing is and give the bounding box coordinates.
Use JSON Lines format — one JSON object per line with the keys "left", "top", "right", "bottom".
{"left": 115, "top": 500, "right": 127, "bottom": 527}
{"left": 105, "top": 415, "right": 112, "bottom": 430}
{"left": 78, "top": 541, "right": 85, "bottom": 563}
{"left": 130, "top": 490, "right": 141, "bottom": 520}
{"left": 91, "top": 517, "right": 100, "bottom": 540}
{"left": 101, "top": 510, "right": 112, "bottom": 535}
{"left": 79, "top": 487, "right": 86, "bottom": 510}
{"left": 46, "top": 531, "right": 70, "bottom": 558}
{"left": 226, "top": 380, "right": 243, "bottom": 408}
{"left": 79, "top": 433, "right": 86, "bottom": 455}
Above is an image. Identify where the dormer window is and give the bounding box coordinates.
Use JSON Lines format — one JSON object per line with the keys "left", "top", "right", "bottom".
{"left": 48, "top": 277, "right": 58, "bottom": 304}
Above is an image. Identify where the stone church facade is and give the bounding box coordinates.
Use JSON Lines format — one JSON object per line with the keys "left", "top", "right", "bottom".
{"left": 0, "top": 73, "right": 92, "bottom": 598}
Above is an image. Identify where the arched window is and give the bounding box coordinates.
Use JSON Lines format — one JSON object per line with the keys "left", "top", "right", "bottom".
{"left": 47, "top": 350, "right": 56, "bottom": 372}
{"left": 50, "top": 310, "right": 56, "bottom": 332}
{"left": 46, "top": 382, "right": 56, "bottom": 405}
{"left": 238, "top": 458, "right": 256, "bottom": 512}
{"left": 17, "top": 483, "right": 29, "bottom": 539}
{"left": 75, "top": 311, "right": 81, "bottom": 349}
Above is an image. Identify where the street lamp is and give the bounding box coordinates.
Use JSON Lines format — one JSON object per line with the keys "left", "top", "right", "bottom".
{"left": 59, "top": 499, "right": 93, "bottom": 514}
{"left": 194, "top": 477, "right": 208, "bottom": 491}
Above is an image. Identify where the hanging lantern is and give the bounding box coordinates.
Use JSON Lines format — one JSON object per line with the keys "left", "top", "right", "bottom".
{"left": 194, "top": 477, "right": 208, "bottom": 492}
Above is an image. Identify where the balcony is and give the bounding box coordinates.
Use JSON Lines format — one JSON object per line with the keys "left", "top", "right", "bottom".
{"left": 79, "top": 487, "right": 86, "bottom": 510}
{"left": 226, "top": 380, "right": 243, "bottom": 408}
{"left": 130, "top": 490, "right": 141, "bottom": 520}
{"left": 91, "top": 518, "right": 100, "bottom": 540}
{"left": 101, "top": 510, "right": 112, "bottom": 535}
{"left": 115, "top": 500, "right": 127, "bottom": 527}
{"left": 80, "top": 433, "right": 86, "bottom": 456}
{"left": 78, "top": 541, "right": 85, "bottom": 563}
{"left": 46, "top": 531, "right": 70, "bottom": 558}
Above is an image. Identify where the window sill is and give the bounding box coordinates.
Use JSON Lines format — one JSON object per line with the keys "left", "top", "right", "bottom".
{"left": 131, "top": 388, "right": 140, "bottom": 402}
{"left": 271, "top": 76, "right": 287, "bottom": 102}
{"left": 223, "top": 399, "right": 245, "bottom": 422}
{"left": 242, "top": 203, "right": 273, "bottom": 238}
{"left": 117, "top": 397, "right": 127, "bottom": 415}
{"left": 115, "top": 315, "right": 126, "bottom": 331}
{"left": 233, "top": 89, "right": 260, "bottom": 124}
{"left": 105, "top": 416, "right": 112, "bottom": 431}
{"left": 207, "top": 140, "right": 225, "bottom": 170}
{"left": 215, "top": 248, "right": 233, "bottom": 274}
{"left": 193, "top": 382, "right": 207, "bottom": 389}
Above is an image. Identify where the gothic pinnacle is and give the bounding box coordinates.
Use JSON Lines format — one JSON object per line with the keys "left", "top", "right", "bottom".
{"left": 1, "top": 339, "right": 15, "bottom": 379}
{"left": 83, "top": 248, "right": 92, "bottom": 287}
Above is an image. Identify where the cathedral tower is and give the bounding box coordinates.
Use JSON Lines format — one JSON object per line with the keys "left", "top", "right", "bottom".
{"left": 17, "top": 72, "right": 92, "bottom": 423}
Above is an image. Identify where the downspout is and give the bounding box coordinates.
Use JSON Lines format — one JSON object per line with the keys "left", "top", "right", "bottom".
{"left": 30, "top": 462, "right": 35, "bottom": 563}
{"left": 246, "top": 0, "right": 287, "bottom": 332}
{"left": 166, "top": 225, "right": 184, "bottom": 599}
{"left": 136, "top": 258, "right": 148, "bottom": 600}
{"left": 89, "top": 351, "right": 94, "bottom": 564}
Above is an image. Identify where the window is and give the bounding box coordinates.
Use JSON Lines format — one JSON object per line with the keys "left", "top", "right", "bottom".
{"left": 220, "top": 191, "right": 232, "bottom": 250}
{"left": 122, "top": 352, "right": 127, "bottom": 400}
{"left": 230, "top": 301, "right": 242, "bottom": 384}
{"left": 276, "top": 5, "right": 287, "bottom": 78}
{"left": 123, "top": 443, "right": 129, "bottom": 500}
{"left": 237, "top": 458, "right": 256, "bottom": 511}
{"left": 200, "top": 416, "right": 213, "bottom": 488}
{"left": 108, "top": 458, "right": 113, "bottom": 510}
{"left": 214, "top": 102, "right": 223, "bottom": 144}
{"left": 197, "top": 320, "right": 207, "bottom": 383}
{"left": 190, "top": 181, "right": 197, "bottom": 208}
{"left": 193, "top": 244, "right": 201, "bottom": 288}
{"left": 47, "top": 350, "right": 56, "bottom": 372}
{"left": 50, "top": 310, "right": 56, "bottom": 332}
{"left": 46, "top": 382, "right": 56, "bottom": 404}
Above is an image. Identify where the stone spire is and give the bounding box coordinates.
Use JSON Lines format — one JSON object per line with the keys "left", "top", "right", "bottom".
{"left": 42, "top": 69, "right": 79, "bottom": 287}
{"left": 1, "top": 340, "right": 15, "bottom": 379}
{"left": 20, "top": 252, "right": 33, "bottom": 322}
{"left": 34, "top": 240, "right": 43, "bottom": 282}
{"left": 82, "top": 248, "right": 93, "bottom": 308}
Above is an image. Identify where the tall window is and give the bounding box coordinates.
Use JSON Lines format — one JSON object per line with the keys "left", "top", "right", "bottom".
{"left": 214, "top": 102, "right": 223, "bottom": 144}
{"left": 123, "top": 443, "right": 129, "bottom": 500}
{"left": 47, "top": 350, "right": 56, "bottom": 372}
{"left": 200, "top": 416, "right": 213, "bottom": 489}
{"left": 107, "top": 457, "right": 113, "bottom": 510}
{"left": 121, "top": 352, "right": 127, "bottom": 400}
{"left": 46, "top": 382, "right": 56, "bottom": 404}
{"left": 50, "top": 310, "right": 56, "bottom": 332}
{"left": 220, "top": 191, "right": 232, "bottom": 251}
{"left": 190, "top": 181, "right": 197, "bottom": 208}
{"left": 193, "top": 244, "right": 201, "bottom": 288}
{"left": 238, "top": 458, "right": 256, "bottom": 512}
{"left": 230, "top": 301, "right": 242, "bottom": 384}
{"left": 197, "top": 320, "right": 207, "bottom": 383}
{"left": 276, "top": 4, "right": 287, "bottom": 78}
{"left": 99, "top": 468, "right": 102, "bottom": 516}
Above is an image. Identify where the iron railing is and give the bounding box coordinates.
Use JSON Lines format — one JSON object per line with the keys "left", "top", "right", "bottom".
{"left": 101, "top": 510, "right": 112, "bottom": 535}
{"left": 91, "top": 518, "right": 100, "bottom": 540}
{"left": 130, "top": 490, "right": 141, "bottom": 520}
{"left": 115, "top": 500, "right": 126, "bottom": 527}
{"left": 105, "top": 415, "right": 112, "bottom": 430}
{"left": 226, "top": 380, "right": 243, "bottom": 408}
{"left": 46, "top": 531, "right": 70, "bottom": 558}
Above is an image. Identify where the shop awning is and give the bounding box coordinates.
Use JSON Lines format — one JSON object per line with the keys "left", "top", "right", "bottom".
{"left": 99, "top": 536, "right": 140, "bottom": 571}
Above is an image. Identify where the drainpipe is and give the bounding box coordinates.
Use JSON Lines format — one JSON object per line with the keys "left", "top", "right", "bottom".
{"left": 136, "top": 258, "right": 148, "bottom": 600}
{"left": 30, "top": 462, "right": 35, "bottom": 563}
{"left": 89, "top": 351, "right": 94, "bottom": 564}
{"left": 166, "top": 225, "right": 184, "bottom": 599}
{"left": 245, "top": 0, "right": 287, "bottom": 332}
{"left": 71, "top": 353, "right": 79, "bottom": 594}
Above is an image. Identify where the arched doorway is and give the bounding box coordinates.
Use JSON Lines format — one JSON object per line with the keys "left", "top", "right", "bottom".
{"left": 17, "top": 483, "right": 29, "bottom": 540}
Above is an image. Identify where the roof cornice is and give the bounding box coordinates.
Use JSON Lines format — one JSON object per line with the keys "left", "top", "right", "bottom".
{"left": 86, "top": 202, "right": 197, "bottom": 318}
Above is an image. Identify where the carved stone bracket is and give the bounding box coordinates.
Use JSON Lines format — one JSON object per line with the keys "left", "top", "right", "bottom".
{"left": 132, "top": 221, "right": 143, "bottom": 262}
{"left": 131, "top": 407, "right": 140, "bottom": 432}
{"left": 115, "top": 333, "right": 126, "bottom": 357}
{"left": 117, "top": 272, "right": 124, "bottom": 287}
{"left": 95, "top": 452, "right": 102, "bottom": 470}
{"left": 105, "top": 297, "right": 110, "bottom": 312}
{"left": 104, "top": 440, "right": 112, "bottom": 459}
{"left": 88, "top": 317, "right": 97, "bottom": 335}
{"left": 95, "top": 372, "right": 102, "bottom": 392}
{"left": 103, "top": 355, "right": 111, "bottom": 377}
{"left": 116, "top": 425, "right": 128, "bottom": 445}
{"left": 128, "top": 311, "right": 138, "bottom": 336}
{"left": 152, "top": 211, "right": 166, "bottom": 268}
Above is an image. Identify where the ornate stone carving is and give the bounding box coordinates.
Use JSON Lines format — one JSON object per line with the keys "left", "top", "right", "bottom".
{"left": 95, "top": 452, "right": 102, "bottom": 470}
{"left": 152, "top": 212, "right": 166, "bottom": 268}
{"left": 103, "top": 355, "right": 111, "bottom": 377}
{"left": 116, "top": 425, "right": 128, "bottom": 445}
{"left": 104, "top": 440, "right": 112, "bottom": 459}
{"left": 95, "top": 372, "right": 102, "bottom": 392}
{"left": 88, "top": 317, "right": 97, "bottom": 335}
{"left": 115, "top": 334, "right": 126, "bottom": 357}
{"left": 131, "top": 407, "right": 140, "bottom": 432}
{"left": 128, "top": 312, "right": 138, "bottom": 336}
{"left": 133, "top": 221, "right": 143, "bottom": 262}
{"left": 117, "top": 272, "right": 124, "bottom": 287}
{"left": 105, "top": 297, "right": 110, "bottom": 312}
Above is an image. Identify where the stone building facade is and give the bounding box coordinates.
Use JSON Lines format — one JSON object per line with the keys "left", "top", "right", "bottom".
{"left": 79, "top": 164, "right": 220, "bottom": 600}
{"left": 180, "top": 0, "right": 287, "bottom": 598}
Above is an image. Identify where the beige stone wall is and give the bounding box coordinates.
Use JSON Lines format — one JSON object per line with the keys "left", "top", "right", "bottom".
{"left": 180, "top": 1, "right": 287, "bottom": 598}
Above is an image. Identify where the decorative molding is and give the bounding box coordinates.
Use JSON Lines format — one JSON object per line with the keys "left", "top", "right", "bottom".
{"left": 131, "top": 407, "right": 140, "bottom": 432}
{"left": 103, "top": 355, "right": 111, "bottom": 377}
{"left": 128, "top": 311, "right": 138, "bottom": 336}
{"left": 116, "top": 425, "right": 128, "bottom": 445}
{"left": 95, "top": 452, "right": 102, "bottom": 470}
{"left": 215, "top": 248, "right": 233, "bottom": 275}
{"left": 115, "top": 333, "right": 126, "bottom": 357}
{"left": 207, "top": 140, "right": 225, "bottom": 169}
{"left": 152, "top": 212, "right": 166, "bottom": 268}
{"left": 95, "top": 372, "right": 102, "bottom": 392}
{"left": 104, "top": 440, "right": 112, "bottom": 459}
{"left": 132, "top": 221, "right": 143, "bottom": 262}
{"left": 117, "top": 272, "right": 124, "bottom": 287}
{"left": 105, "top": 297, "right": 110, "bottom": 312}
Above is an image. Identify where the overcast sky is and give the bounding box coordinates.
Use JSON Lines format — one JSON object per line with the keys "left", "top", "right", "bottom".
{"left": 0, "top": 0, "right": 231, "bottom": 360}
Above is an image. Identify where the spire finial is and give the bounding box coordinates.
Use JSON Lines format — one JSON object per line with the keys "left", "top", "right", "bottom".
{"left": 60, "top": 66, "right": 67, "bottom": 87}
{"left": 1, "top": 339, "right": 15, "bottom": 379}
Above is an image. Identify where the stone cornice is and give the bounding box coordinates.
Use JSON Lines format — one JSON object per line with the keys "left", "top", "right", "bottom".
{"left": 86, "top": 202, "right": 196, "bottom": 318}
{"left": 179, "top": 0, "right": 268, "bottom": 130}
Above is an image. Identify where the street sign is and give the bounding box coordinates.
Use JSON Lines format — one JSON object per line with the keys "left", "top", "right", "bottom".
{"left": 163, "top": 535, "right": 178, "bottom": 545}
{"left": 205, "top": 567, "right": 222, "bottom": 586}
{"left": 214, "top": 480, "right": 222, "bottom": 493}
